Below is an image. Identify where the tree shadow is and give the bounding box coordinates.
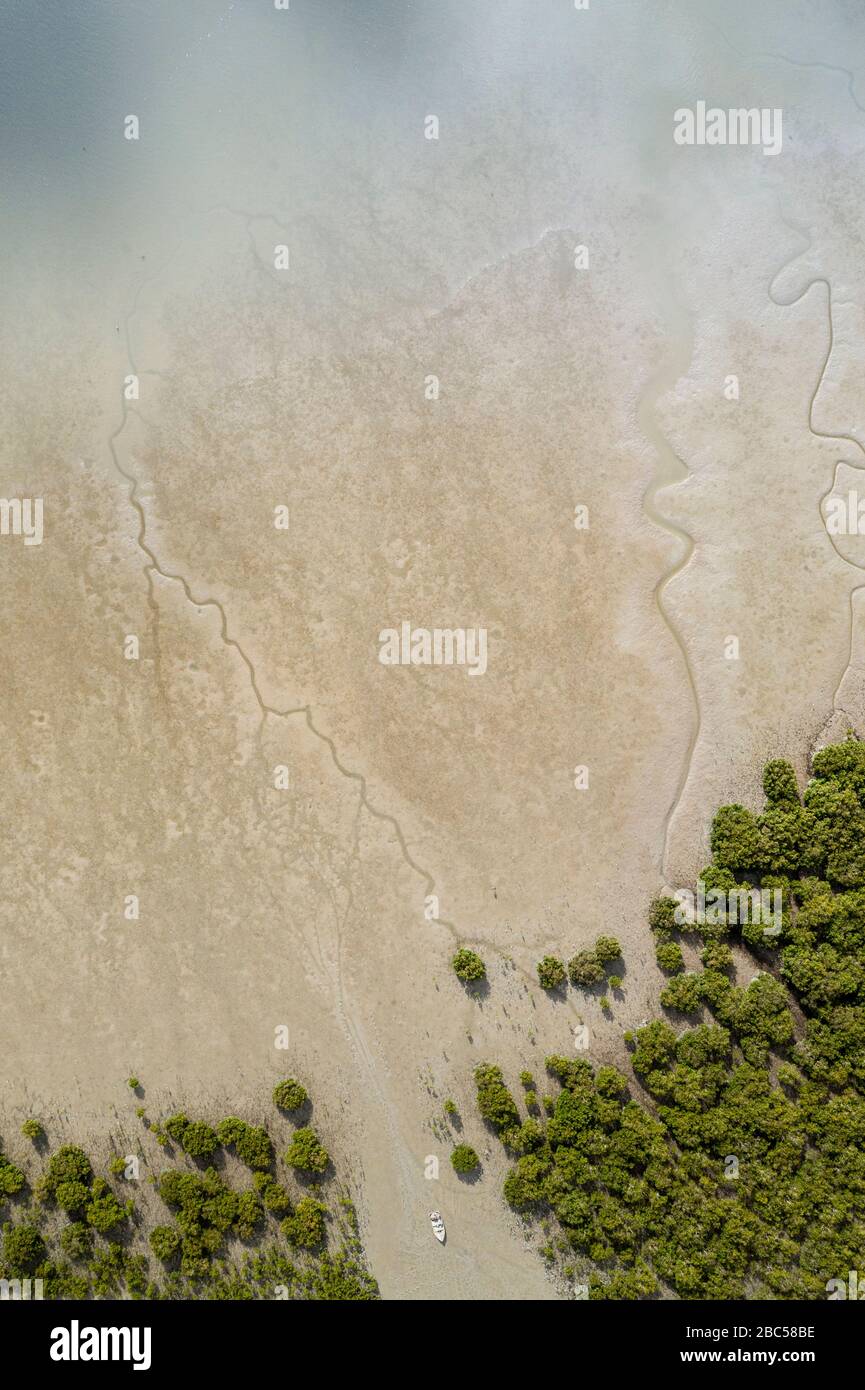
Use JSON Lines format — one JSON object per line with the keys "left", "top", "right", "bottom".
{"left": 461, "top": 977, "right": 490, "bottom": 1003}
{"left": 541, "top": 981, "right": 569, "bottom": 1005}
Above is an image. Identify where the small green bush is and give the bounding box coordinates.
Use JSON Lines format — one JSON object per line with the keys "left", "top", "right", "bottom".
{"left": 55, "top": 1180, "right": 89, "bottom": 1212}
{"left": 284, "top": 1127, "right": 329, "bottom": 1174}
{"left": 701, "top": 940, "right": 733, "bottom": 972}
{"left": 254, "top": 1173, "right": 292, "bottom": 1214}
{"left": 660, "top": 971, "right": 703, "bottom": 1014}
{"left": 85, "top": 1179, "right": 129, "bottom": 1234}
{"left": 762, "top": 759, "right": 800, "bottom": 805}
{"left": 648, "top": 896, "right": 679, "bottom": 942}
{"left": 452, "top": 948, "right": 486, "bottom": 983}
{"left": 595, "top": 936, "right": 622, "bottom": 964}
{"left": 181, "top": 1122, "right": 219, "bottom": 1159}
{"left": 149, "top": 1225, "right": 182, "bottom": 1262}
{"left": 235, "top": 1124, "right": 273, "bottom": 1170}
{"left": 232, "top": 1189, "right": 263, "bottom": 1240}
{"left": 281, "top": 1196, "right": 327, "bottom": 1249}
{"left": 44, "top": 1146, "right": 92, "bottom": 1194}
{"left": 163, "top": 1114, "right": 190, "bottom": 1144}
{"left": 272, "top": 1080, "right": 308, "bottom": 1112}
{"left": 451, "top": 1144, "right": 480, "bottom": 1174}
{"left": 568, "top": 950, "right": 604, "bottom": 987}
{"left": 60, "top": 1221, "right": 92, "bottom": 1261}
{"left": 216, "top": 1117, "right": 247, "bottom": 1146}
{"left": 537, "top": 956, "right": 566, "bottom": 990}
{"left": 2, "top": 1222, "right": 46, "bottom": 1273}
{"left": 656, "top": 941, "right": 684, "bottom": 973}
{"left": 0, "top": 1153, "right": 26, "bottom": 1197}
{"left": 474, "top": 1063, "right": 520, "bottom": 1131}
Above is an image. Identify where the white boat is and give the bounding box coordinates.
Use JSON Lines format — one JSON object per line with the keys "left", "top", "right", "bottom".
{"left": 429, "top": 1210, "right": 446, "bottom": 1243}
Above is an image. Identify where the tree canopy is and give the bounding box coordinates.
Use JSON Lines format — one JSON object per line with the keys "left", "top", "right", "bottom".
{"left": 479, "top": 740, "right": 865, "bottom": 1299}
